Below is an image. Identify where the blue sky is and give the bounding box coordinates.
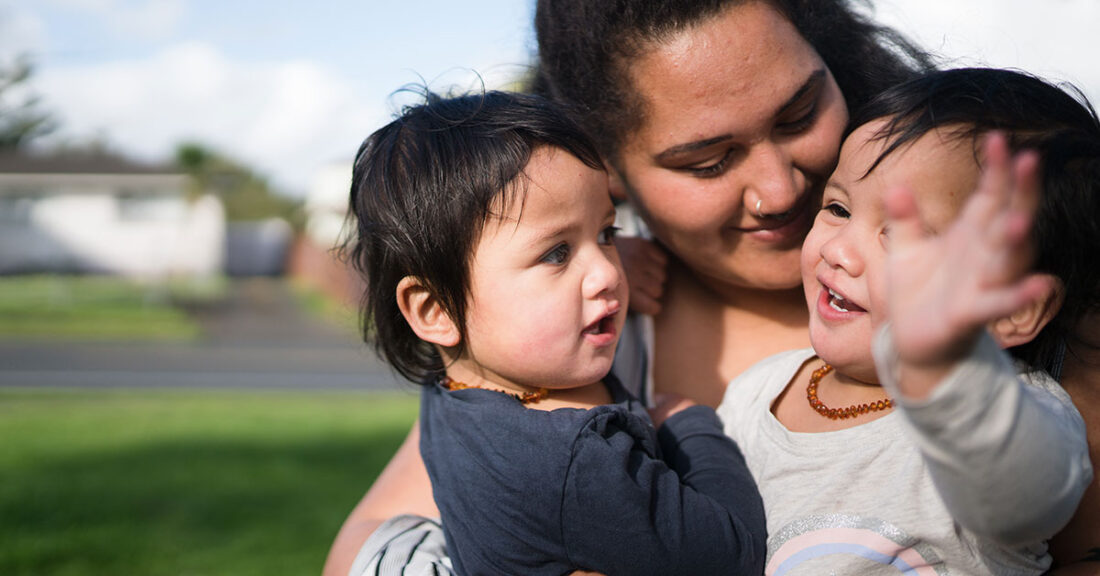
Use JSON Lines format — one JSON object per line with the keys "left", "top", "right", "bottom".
{"left": 2, "top": 0, "right": 1098, "bottom": 197}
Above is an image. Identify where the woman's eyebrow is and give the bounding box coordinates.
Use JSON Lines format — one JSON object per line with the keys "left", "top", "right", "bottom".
{"left": 778, "top": 69, "right": 825, "bottom": 115}
{"left": 655, "top": 134, "right": 732, "bottom": 162}
{"left": 654, "top": 68, "right": 827, "bottom": 162}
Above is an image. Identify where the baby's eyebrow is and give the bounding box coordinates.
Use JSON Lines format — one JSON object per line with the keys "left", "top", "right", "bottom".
{"left": 602, "top": 205, "right": 617, "bottom": 223}
{"left": 824, "top": 180, "right": 849, "bottom": 197}
{"left": 522, "top": 221, "right": 576, "bottom": 248}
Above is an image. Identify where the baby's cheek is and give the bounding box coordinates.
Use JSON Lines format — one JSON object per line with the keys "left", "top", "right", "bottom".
{"left": 868, "top": 264, "right": 890, "bottom": 328}
{"left": 519, "top": 306, "right": 574, "bottom": 351}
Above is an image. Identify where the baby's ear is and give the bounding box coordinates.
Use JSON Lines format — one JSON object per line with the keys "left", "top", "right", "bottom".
{"left": 989, "top": 274, "right": 1064, "bottom": 348}
{"left": 606, "top": 161, "right": 628, "bottom": 202}
{"left": 396, "top": 276, "right": 460, "bottom": 348}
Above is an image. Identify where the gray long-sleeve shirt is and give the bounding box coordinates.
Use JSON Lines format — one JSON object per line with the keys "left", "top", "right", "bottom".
{"left": 717, "top": 331, "right": 1091, "bottom": 575}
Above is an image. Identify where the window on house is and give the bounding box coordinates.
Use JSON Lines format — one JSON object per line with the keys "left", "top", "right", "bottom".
{"left": 117, "top": 192, "right": 186, "bottom": 222}
{"left": 0, "top": 195, "right": 37, "bottom": 225}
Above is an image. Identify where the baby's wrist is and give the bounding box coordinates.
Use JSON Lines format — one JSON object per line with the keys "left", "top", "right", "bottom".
{"left": 894, "top": 333, "right": 981, "bottom": 400}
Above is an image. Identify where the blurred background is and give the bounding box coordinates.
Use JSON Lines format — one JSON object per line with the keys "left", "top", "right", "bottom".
{"left": 0, "top": 1, "right": 1096, "bottom": 574}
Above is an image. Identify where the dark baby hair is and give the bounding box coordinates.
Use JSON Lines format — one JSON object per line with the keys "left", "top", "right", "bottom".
{"left": 346, "top": 90, "right": 604, "bottom": 383}
{"left": 851, "top": 67, "right": 1100, "bottom": 372}
{"left": 532, "top": 0, "right": 934, "bottom": 161}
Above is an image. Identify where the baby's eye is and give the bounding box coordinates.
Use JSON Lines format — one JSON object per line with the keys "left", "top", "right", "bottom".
{"left": 597, "top": 225, "right": 621, "bottom": 245}
{"left": 824, "top": 202, "right": 850, "bottom": 219}
{"left": 541, "top": 243, "right": 571, "bottom": 265}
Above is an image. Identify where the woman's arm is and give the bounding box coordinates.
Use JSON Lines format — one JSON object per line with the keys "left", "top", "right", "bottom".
{"left": 1049, "top": 322, "right": 1100, "bottom": 571}
{"left": 322, "top": 421, "right": 439, "bottom": 576}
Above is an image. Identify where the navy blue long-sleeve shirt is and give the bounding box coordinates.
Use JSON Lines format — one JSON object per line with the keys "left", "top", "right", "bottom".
{"left": 420, "top": 375, "right": 766, "bottom": 576}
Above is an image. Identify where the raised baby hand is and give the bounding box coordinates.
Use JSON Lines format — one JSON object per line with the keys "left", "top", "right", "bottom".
{"left": 883, "top": 133, "right": 1055, "bottom": 397}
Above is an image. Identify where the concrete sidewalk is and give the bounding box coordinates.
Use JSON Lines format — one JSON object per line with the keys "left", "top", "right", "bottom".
{"left": 0, "top": 278, "right": 408, "bottom": 391}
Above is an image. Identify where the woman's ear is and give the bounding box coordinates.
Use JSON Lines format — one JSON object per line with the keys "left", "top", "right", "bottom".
{"left": 606, "top": 161, "right": 629, "bottom": 201}
{"left": 989, "top": 274, "right": 1065, "bottom": 348}
{"left": 396, "top": 276, "right": 460, "bottom": 348}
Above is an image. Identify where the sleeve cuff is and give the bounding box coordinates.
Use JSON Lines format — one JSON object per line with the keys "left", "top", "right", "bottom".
{"left": 872, "top": 324, "right": 1018, "bottom": 429}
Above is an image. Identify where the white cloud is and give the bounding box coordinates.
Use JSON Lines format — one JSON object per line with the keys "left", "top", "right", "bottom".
{"left": 0, "top": 5, "right": 47, "bottom": 58}
{"left": 34, "top": 41, "right": 387, "bottom": 196}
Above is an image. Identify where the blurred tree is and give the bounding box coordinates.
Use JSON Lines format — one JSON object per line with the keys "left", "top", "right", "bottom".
{"left": 176, "top": 141, "right": 304, "bottom": 229}
{"left": 0, "top": 55, "right": 56, "bottom": 149}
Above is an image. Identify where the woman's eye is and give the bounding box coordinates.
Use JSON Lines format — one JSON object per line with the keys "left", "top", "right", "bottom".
{"left": 541, "top": 243, "right": 570, "bottom": 265}
{"left": 824, "top": 202, "right": 850, "bottom": 219}
{"left": 777, "top": 101, "right": 819, "bottom": 134}
{"left": 686, "top": 149, "right": 734, "bottom": 178}
{"left": 597, "top": 226, "right": 621, "bottom": 245}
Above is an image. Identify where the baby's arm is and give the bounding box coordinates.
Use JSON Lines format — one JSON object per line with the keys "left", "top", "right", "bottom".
{"left": 875, "top": 331, "right": 1090, "bottom": 545}
{"left": 878, "top": 133, "right": 1091, "bottom": 544}
{"left": 561, "top": 405, "right": 766, "bottom": 575}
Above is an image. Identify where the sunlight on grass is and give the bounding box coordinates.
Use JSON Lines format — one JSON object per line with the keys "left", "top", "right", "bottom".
{"left": 0, "top": 275, "right": 222, "bottom": 341}
{"left": 0, "top": 387, "right": 418, "bottom": 576}
{"left": 289, "top": 279, "right": 360, "bottom": 337}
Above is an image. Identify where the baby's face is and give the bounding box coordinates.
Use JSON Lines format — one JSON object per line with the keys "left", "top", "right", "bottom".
{"left": 801, "top": 119, "right": 981, "bottom": 383}
{"left": 458, "top": 147, "right": 627, "bottom": 391}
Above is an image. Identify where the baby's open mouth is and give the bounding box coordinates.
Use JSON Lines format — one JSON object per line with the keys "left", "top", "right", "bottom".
{"left": 583, "top": 315, "right": 615, "bottom": 336}
{"left": 828, "top": 288, "right": 865, "bottom": 313}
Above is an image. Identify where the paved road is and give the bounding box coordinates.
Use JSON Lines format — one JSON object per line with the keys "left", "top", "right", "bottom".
{"left": 0, "top": 279, "right": 408, "bottom": 391}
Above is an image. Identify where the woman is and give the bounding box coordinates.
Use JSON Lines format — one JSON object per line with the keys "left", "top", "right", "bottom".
{"left": 327, "top": 0, "right": 1062, "bottom": 574}
{"left": 323, "top": 1, "right": 931, "bottom": 574}
{"left": 531, "top": 0, "right": 930, "bottom": 408}
{"left": 323, "top": 3, "right": 929, "bottom": 574}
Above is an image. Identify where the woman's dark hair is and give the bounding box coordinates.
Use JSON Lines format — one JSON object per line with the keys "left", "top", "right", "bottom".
{"left": 532, "top": 0, "right": 934, "bottom": 161}
{"left": 345, "top": 90, "right": 603, "bottom": 383}
{"left": 850, "top": 67, "right": 1100, "bottom": 372}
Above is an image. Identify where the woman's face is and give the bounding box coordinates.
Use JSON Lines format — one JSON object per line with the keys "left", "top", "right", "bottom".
{"left": 613, "top": 0, "right": 848, "bottom": 293}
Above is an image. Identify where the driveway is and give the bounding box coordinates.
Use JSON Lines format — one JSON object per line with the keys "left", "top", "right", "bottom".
{"left": 0, "top": 278, "right": 408, "bottom": 391}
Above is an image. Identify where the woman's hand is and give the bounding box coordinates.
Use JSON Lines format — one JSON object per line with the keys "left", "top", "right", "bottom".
{"left": 615, "top": 236, "right": 668, "bottom": 316}
{"left": 884, "top": 133, "right": 1054, "bottom": 398}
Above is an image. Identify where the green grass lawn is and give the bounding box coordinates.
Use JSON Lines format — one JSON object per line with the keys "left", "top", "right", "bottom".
{"left": 0, "top": 387, "right": 418, "bottom": 576}
{"left": 0, "top": 275, "right": 223, "bottom": 341}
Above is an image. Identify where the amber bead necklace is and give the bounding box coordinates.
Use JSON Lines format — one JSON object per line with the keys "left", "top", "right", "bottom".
{"left": 440, "top": 375, "right": 549, "bottom": 405}
{"left": 806, "top": 364, "right": 893, "bottom": 420}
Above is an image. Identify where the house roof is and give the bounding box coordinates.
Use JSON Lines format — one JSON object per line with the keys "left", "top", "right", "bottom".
{"left": 0, "top": 150, "right": 181, "bottom": 176}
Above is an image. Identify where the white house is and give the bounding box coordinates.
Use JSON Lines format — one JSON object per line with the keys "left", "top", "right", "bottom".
{"left": 0, "top": 151, "right": 225, "bottom": 278}
{"left": 305, "top": 161, "right": 352, "bottom": 249}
